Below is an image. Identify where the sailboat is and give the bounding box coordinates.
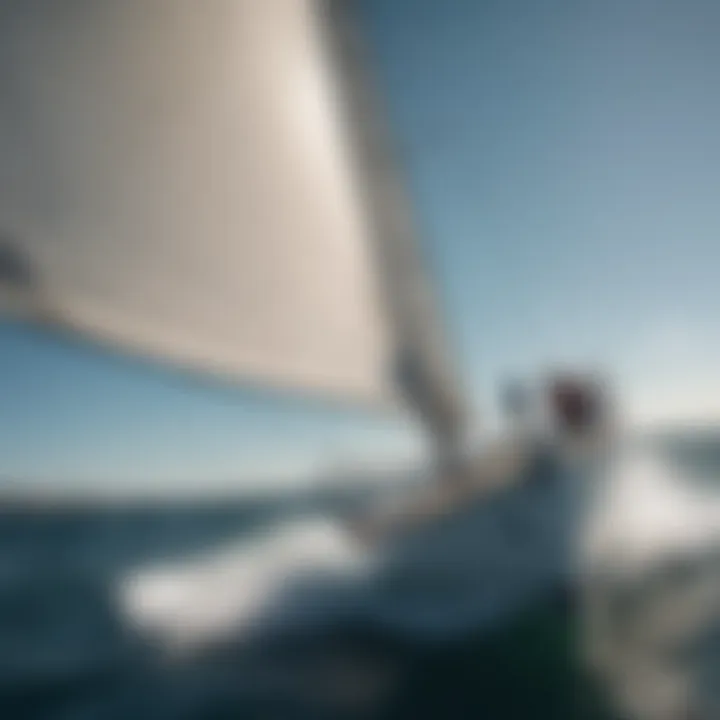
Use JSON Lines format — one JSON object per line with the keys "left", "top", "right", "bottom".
{"left": 1, "top": 1, "right": 718, "bottom": 717}
{"left": 0, "top": 0, "right": 577, "bottom": 636}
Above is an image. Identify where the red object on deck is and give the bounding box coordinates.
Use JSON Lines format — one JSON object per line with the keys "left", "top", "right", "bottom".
{"left": 549, "top": 375, "right": 601, "bottom": 434}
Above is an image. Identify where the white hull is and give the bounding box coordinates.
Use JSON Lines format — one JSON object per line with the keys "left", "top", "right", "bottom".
{"left": 119, "top": 444, "right": 578, "bottom": 649}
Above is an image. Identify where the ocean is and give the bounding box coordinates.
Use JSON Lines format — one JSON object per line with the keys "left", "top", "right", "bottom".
{"left": 0, "top": 433, "right": 717, "bottom": 720}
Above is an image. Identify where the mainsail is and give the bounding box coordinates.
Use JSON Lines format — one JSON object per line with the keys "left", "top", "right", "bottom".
{"left": 0, "top": 0, "right": 464, "bottom": 430}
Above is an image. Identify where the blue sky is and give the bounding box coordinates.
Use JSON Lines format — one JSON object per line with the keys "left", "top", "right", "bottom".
{"left": 1, "top": 0, "right": 719, "bottom": 490}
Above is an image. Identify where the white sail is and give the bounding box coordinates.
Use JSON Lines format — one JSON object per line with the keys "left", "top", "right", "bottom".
{"left": 0, "top": 0, "right": 463, "bottom": 412}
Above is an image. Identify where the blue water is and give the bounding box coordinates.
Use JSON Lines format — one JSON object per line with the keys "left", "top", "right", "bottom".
{"left": 0, "top": 435, "right": 717, "bottom": 719}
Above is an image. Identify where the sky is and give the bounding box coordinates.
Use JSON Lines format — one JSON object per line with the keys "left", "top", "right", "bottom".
{"left": 1, "top": 0, "right": 720, "bottom": 491}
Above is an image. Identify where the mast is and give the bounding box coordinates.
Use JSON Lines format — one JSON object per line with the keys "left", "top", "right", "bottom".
{"left": 322, "top": 0, "right": 469, "bottom": 484}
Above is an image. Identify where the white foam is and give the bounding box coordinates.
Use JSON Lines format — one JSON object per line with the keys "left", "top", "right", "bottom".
{"left": 118, "top": 516, "right": 369, "bottom": 651}
{"left": 581, "top": 445, "right": 720, "bottom": 718}
{"left": 583, "top": 446, "right": 720, "bottom": 575}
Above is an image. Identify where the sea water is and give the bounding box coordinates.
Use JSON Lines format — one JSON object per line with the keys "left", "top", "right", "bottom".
{"left": 0, "top": 433, "right": 717, "bottom": 719}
